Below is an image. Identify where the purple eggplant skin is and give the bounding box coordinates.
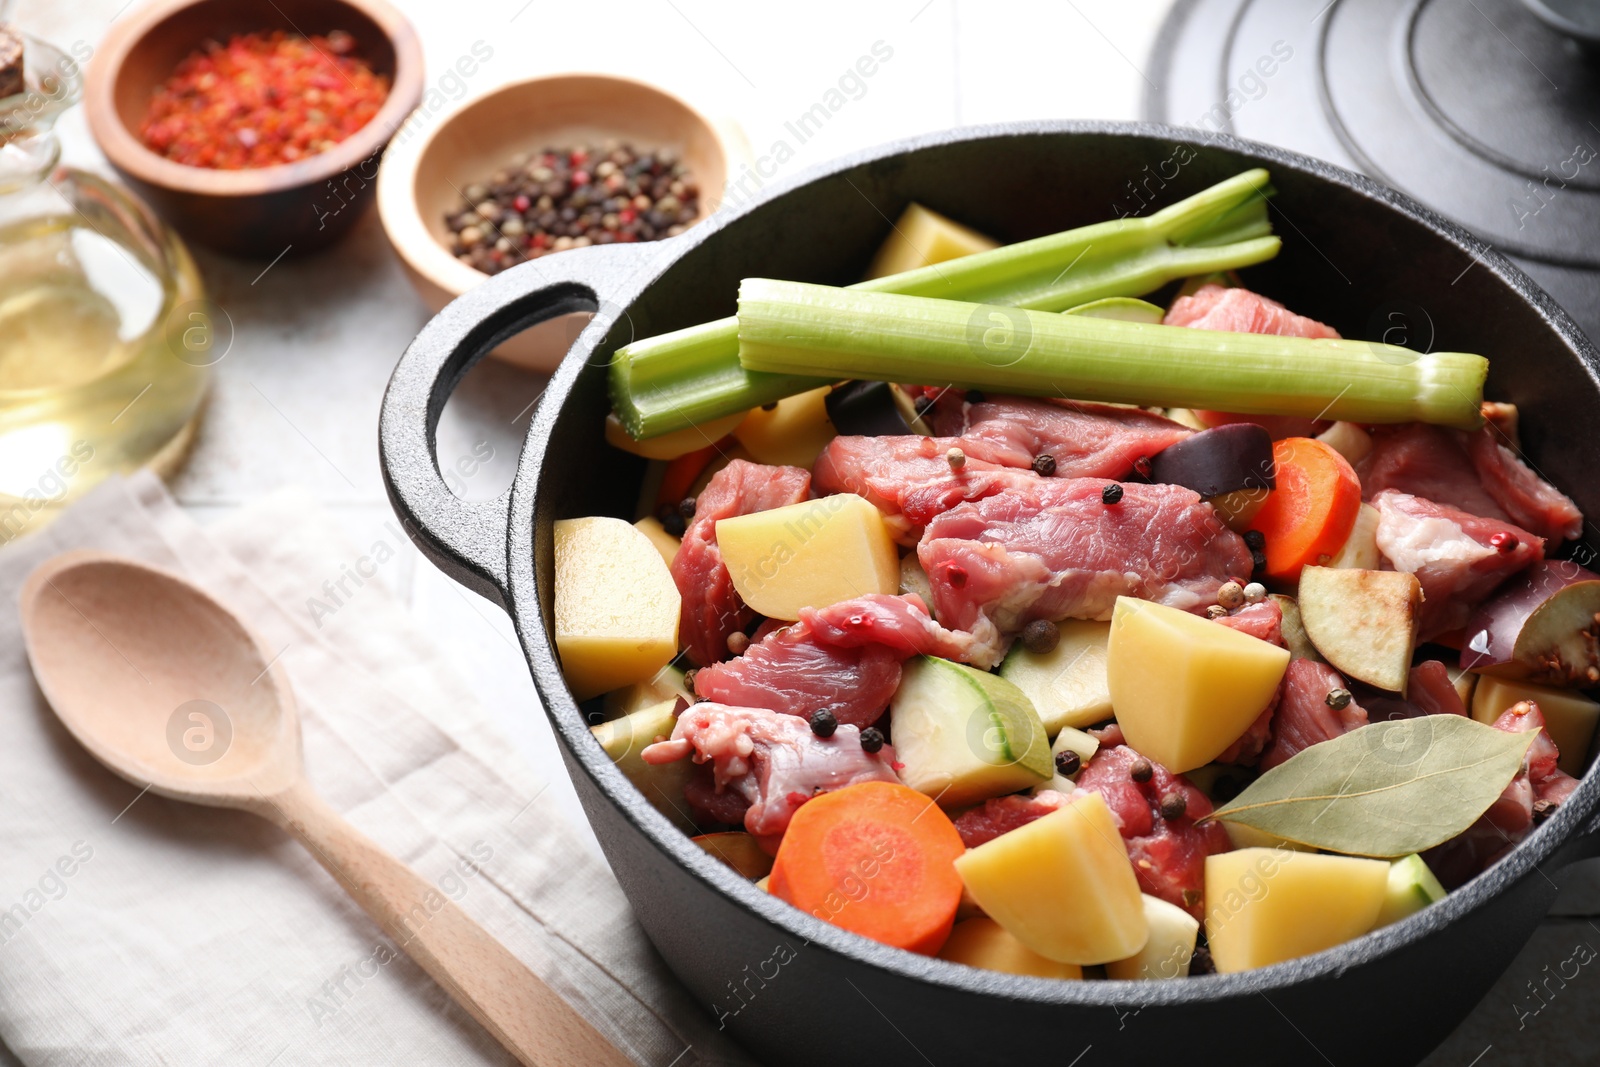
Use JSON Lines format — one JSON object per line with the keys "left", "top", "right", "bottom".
{"left": 1147, "top": 423, "right": 1276, "bottom": 499}
{"left": 1461, "top": 559, "right": 1600, "bottom": 675}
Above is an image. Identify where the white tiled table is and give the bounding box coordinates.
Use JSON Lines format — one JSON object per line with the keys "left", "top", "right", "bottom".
{"left": 12, "top": 0, "right": 1600, "bottom": 1062}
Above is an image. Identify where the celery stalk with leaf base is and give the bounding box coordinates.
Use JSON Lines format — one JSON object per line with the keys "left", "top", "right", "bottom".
{"left": 735, "top": 279, "right": 1488, "bottom": 430}
{"left": 611, "top": 169, "right": 1281, "bottom": 438}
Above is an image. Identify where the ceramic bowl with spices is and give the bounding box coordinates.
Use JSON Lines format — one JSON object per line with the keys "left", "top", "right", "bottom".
{"left": 84, "top": 0, "right": 424, "bottom": 258}
{"left": 376, "top": 73, "right": 736, "bottom": 371}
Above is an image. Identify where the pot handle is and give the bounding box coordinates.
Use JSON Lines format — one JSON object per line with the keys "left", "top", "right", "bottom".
{"left": 379, "top": 243, "right": 651, "bottom": 607}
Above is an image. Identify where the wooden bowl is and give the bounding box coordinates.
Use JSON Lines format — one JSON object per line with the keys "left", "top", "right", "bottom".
{"left": 376, "top": 73, "right": 734, "bottom": 372}
{"left": 84, "top": 0, "right": 424, "bottom": 258}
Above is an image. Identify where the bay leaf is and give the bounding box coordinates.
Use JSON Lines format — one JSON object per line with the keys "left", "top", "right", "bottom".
{"left": 1204, "top": 715, "right": 1536, "bottom": 858}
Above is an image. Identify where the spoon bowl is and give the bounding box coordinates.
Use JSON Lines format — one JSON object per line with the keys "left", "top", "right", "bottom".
{"left": 18, "top": 550, "right": 629, "bottom": 1067}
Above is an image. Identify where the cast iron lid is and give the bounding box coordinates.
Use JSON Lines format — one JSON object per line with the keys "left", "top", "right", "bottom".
{"left": 1147, "top": 0, "right": 1600, "bottom": 342}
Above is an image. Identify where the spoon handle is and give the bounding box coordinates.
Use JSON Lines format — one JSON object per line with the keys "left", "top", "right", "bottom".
{"left": 259, "top": 782, "right": 634, "bottom": 1067}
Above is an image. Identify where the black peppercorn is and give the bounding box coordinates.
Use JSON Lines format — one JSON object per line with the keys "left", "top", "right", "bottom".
{"left": 1190, "top": 943, "right": 1216, "bottom": 976}
{"left": 1054, "top": 749, "right": 1081, "bottom": 776}
{"left": 1159, "top": 792, "right": 1188, "bottom": 821}
{"left": 1020, "top": 619, "right": 1060, "bottom": 655}
{"left": 810, "top": 709, "right": 838, "bottom": 738}
{"left": 1251, "top": 548, "right": 1269, "bottom": 573}
{"left": 1130, "top": 757, "right": 1153, "bottom": 783}
{"left": 678, "top": 496, "right": 698, "bottom": 521}
{"left": 1243, "top": 529, "right": 1266, "bottom": 550}
{"left": 965, "top": 389, "right": 986, "bottom": 404}
{"left": 1032, "top": 453, "right": 1057, "bottom": 477}
{"left": 658, "top": 506, "right": 686, "bottom": 537}
{"left": 1102, "top": 483, "right": 1125, "bottom": 505}
{"left": 859, "top": 726, "right": 885, "bottom": 753}
{"left": 913, "top": 396, "right": 935, "bottom": 418}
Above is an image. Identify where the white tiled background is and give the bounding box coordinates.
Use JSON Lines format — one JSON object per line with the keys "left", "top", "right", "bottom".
{"left": 11, "top": 0, "right": 1600, "bottom": 1063}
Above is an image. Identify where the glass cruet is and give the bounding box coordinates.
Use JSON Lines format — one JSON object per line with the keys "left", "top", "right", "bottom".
{"left": 0, "top": 25, "right": 211, "bottom": 544}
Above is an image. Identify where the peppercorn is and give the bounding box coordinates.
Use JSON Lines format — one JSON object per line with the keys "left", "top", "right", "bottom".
{"left": 859, "top": 726, "right": 885, "bottom": 753}
{"left": 683, "top": 669, "right": 697, "bottom": 695}
{"left": 1021, "top": 619, "right": 1060, "bottom": 655}
{"left": 1490, "top": 531, "right": 1519, "bottom": 553}
{"left": 1189, "top": 943, "right": 1216, "bottom": 976}
{"left": 913, "top": 396, "right": 935, "bottom": 418}
{"left": 1130, "top": 757, "right": 1154, "bottom": 783}
{"left": 1217, "top": 581, "right": 1245, "bottom": 610}
{"left": 810, "top": 709, "right": 838, "bottom": 738}
{"left": 678, "top": 497, "right": 698, "bottom": 522}
{"left": 1102, "top": 483, "right": 1124, "bottom": 505}
{"left": 1159, "top": 792, "right": 1188, "bottom": 821}
{"left": 1243, "top": 529, "right": 1266, "bottom": 550}
{"left": 1325, "top": 687, "right": 1352, "bottom": 710}
{"left": 660, "top": 509, "right": 687, "bottom": 537}
{"left": 1251, "top": 548, "right": 1269, "bottom": 573}
{"left": 946, "top": 447, "right": 966, "bottom": 471}
{"left": 1054, "top": 749, "right": 1081, "bottom": 777}
{"left": 1032, "top": 453, "right": 1057, "bottom": 477}
{"left": 761, "top": 401, "right": 778, "bottom": 411}
{"left": 965, "top": 389, "right": 986, "bottom": 404}
{"left": 1243, "top": 581, "right": 1267, "bottom": 604}
{"left": 1206, "top": 604, "right": 1229, "bottom": 619}
{"left": 727, "top": 631, "right": 750, "bottom": 656}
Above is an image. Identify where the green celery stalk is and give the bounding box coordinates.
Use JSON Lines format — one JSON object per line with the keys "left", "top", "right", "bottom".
{"left": 612, "top": 169, "right": 1282, "bottom": 438}
{"left": 735, "top": 279, "right": 1488, "bottom": 430}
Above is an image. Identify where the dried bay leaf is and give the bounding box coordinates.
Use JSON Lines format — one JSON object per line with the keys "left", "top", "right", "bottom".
{"left": 1205, "top": 715, "right": 1536, "bottom": 858}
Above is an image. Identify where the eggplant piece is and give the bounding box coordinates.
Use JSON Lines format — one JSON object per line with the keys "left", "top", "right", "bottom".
{"left": 1147, "top": 423, "right": 1275, "bottom": 499}
{"left": 825, "top": 381, "right": 930, "bottom": 436}
{"left": 1461, "top": 559, "right": 1600, "bottom": 685}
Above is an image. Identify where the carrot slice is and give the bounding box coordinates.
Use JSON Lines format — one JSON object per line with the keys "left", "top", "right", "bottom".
{"left": 654, "top": 440, "right": 725, "bottom": 511}
{"left": 1246, "top": 436, "right": 1362, "bottom": 582}
{"left": 769, "top": 781, "right": 965, "bottom": 955}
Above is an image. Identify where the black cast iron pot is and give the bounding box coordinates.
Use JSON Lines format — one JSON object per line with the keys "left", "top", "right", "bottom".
{"left": 379, "top": 122, "right": 1600, "bottom": 1066}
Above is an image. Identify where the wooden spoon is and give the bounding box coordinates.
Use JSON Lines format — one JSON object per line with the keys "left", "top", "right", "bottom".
{"left": 18, "top": 551, "right": 631, "bottom": 1067}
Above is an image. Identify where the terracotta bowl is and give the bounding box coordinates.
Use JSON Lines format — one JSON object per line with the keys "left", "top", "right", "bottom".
{"left": 376, "top": 73, "right": 735, "bottom": 372}
{"left": 84, "top": 0, "right": 424, "bottom": 258}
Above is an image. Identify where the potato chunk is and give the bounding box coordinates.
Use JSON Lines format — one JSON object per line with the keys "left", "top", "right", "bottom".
{"left": 733, "top": 386, "right": 837, "bottom": 468}
{"left": 1472, "top": 675, "right": 1599, "bottom": 776}
{"left": 555, "top": 517, "right": 680, "bottom": 700}
{"left": 939, "top": 917, "right": 1082, "bottom": 980}
{"left": 1205, "top": 848, "right": 1388, "bottom": 973}
{"left": 864, "top": 203, "right": 998, "bottom": 278}
{"left": 1105, "top": 895, "right": 1200, "bottom": 980}
{"left": 954, "top": 792, "right": 1147, "bottom": 965}
{"left": 1105, "top": 597, "right": 1290, "bottom": 773}
{"left": 633, "top": 517, "right": 680, "bottom": 567}
{"left": 1298, "top": 566, "right": 1421, "bottom": 693}
{"left": 717, "top": 493, "right": 898, "bottom": 620}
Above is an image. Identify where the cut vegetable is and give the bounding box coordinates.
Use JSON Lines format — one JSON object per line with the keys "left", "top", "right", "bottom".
{"left": 1063, "top": 296, "right": 1165, "bottom": 323}
{"left": 998, "top": 619, "right": 1113, "bottom": 733}
{"left": 1269, "top": 593, "right": 1322, "bottom": 663}
{"left": 612, "top": 170, "right": 1284, "bottom": 438}
{"left": 1461, "top": 561, "right": 1600, "bottom": 685}
{"left": 1316, "top": 421, "right": 1373, "bottom": 466}
{"left": 768, "top": 781, "right": 966, "bottom": 955}
{"left": 1146, "top": 423, "right": 1275, "bottom": 499}
{"left": 602, "top": 662, "right": 691, "bottom": 720}
{"left": 954, "top": 791, "right": 1148, "bottom": 965}
{"left": 865, "top": 202, "right": 999, "bottom": 279}
{"left": 1244, "top": 438, "right": 1364, "bottom": 581}
{"left": 555, "top": 517, "right": 681, "bottom": 700}
{"left": 890, "top": 656, "right": 1054, "bottom": 807}
{"left": 1051, "top": 725, "right": 1101, "bottom": 767}
{"left": 1210, "top": 487, "right": 1270, "bottom": 531}
{"left": 633, "top": 516, "right": 680, "bottom": 567}
{"left": 655, "top": 441, "right": 723, "bottom": 510}
{"left": 1106, "top": 597, "right": 1290, "bottom": 773}
{"left": 938, "top": 917, "right": 1083, "bottom": 980}
{"left": 692, "top": 832, "right": 776, "bottom": 880}
{"left": 1372, "top": 853, "right": 1447, "bottom": 929}
{"left": 732, "top": 385, "right": 837, "bottom": 468}
{"left": 1205, "top": 848, "right": 1388, "bottom": 972}
{"left": 1104, "top": 895, "right": 1200, "bottom": 980}
{"left": 899, "top": 554, "right": 936, "bottom": 616}
{"left": 1223, "top": 822, "right": 1314, "bottom": 853}
{"left": 735, "top": 282, "right": 1487, "bottom": 433}
{"left": 591, "top": 699, "right": 697, "bottom": 833}
{"left": 1324, "top": 502, "right": 1381, "bottom": 570}
{"left": 826, "top": 380, "right": 930, "bottom": 437}
{"left": 1472, "top": 675, "right": 1599, "bottom": 776}
{"left": 1298, "top": 566, "right": 1421, "bottom": 693}
{"left": 716, "top": 494, "right": 898, "bottom": 620}
{"left": 605, "top": 411, "right": 746, "bottom": 460}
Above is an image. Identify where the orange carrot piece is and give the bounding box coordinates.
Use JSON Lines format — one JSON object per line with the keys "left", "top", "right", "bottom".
{"left": 655, "top": 441, "right": 725, "bottom": 511}
{"left": 1246, "top": 436, "right": 1362, "bottom": 582}
{"left": 769, "top": 781, "right": 965, "bottom": 956}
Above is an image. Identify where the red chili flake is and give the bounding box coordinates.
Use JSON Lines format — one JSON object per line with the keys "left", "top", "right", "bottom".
{"left": 571, "top": 170, "right": 591, "bottom": 186}
{"left": 138, "top": 30, "right": 390, "bottom": 170}
{"left": 619, "top": 208, "right": 636, "bottom": 223}
{"left": 512, "top": 194, "right": 531, "bottom": 213}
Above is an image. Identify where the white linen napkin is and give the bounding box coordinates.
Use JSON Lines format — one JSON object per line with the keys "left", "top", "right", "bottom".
{"left": 0, "top": 472, "right": 751, "bottom": 1067}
